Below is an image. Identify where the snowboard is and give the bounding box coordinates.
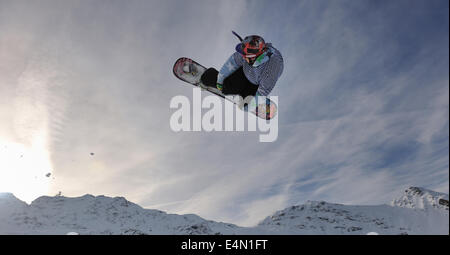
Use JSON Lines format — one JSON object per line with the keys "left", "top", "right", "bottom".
{"left": 173, "top": 57, "right": 277, "bottom": 120}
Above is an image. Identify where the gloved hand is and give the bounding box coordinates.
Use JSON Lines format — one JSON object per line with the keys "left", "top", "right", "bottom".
{"left": 216, "top": 83, "right": 223, "bottom": 91}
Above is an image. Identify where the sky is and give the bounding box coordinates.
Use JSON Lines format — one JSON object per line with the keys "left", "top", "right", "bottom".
{"left": 0, "top": 0, "right": 448, "bottom": 227}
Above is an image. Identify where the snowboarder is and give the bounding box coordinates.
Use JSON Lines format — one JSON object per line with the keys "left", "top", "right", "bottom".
{"left": 200, "top": 32, "right": 284, "bottom": 109}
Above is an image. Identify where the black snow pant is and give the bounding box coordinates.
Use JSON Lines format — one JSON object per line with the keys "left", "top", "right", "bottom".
{"left": 200, "top": 67, "right": 259, "bottom": 99}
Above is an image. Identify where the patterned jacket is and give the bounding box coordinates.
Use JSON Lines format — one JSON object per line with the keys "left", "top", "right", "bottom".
{"left": 217, "top": 43, "right": 284, "bottom": 96}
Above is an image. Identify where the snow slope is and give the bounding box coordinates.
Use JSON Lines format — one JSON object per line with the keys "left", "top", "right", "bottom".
{"left": 392, "top": 186, "right": 449, "bottom": 211}
{"left": 0, "top": 193, "right": 244, "bottom": 235}
{"left": 0, "top": 187, "right": 447, "bottom": 235}
{"left": 258, "top": 187, "right": 448, "bottom": 235}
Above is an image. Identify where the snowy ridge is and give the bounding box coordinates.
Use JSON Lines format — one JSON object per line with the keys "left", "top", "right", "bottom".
{"left": 391, "top": 187, "right": 449, "bottom": 211}
{"left": 0, "top": 187, "right": 448, "bottom": 235}
{"left": 0, "top": 193, "right": 246, "bottom": 235}
{"left": 258, "top": 187, "right": 448, "bottom": 235}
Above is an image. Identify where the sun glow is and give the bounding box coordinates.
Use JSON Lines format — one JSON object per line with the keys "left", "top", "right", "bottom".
{"left": 0, "top": 135, "right": 52, "bottom": 204}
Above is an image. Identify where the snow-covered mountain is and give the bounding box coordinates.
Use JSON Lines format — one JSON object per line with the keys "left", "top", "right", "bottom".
{"left": 0, "top": 187, "right": 448, "bottom": 235}
{"left": 392, "top": 186, "right": 449, "bottom": 211}
{"left": 0, "top": 193, "right": 245, "bottom": 235}
{"left": 258, "top": 187, "right": 448, "bottom": 235}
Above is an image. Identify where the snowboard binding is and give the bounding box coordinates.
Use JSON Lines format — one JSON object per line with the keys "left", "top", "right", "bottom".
{"left": 182, "top": 62, "right": 198, "bottom": 76}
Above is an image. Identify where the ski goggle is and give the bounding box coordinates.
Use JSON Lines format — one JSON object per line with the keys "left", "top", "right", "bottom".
{"left": 235, "top": 43, "right": 261, "bottom": 57}
{"left": 236, "top": 36, "right": 265, "bottom": 60}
